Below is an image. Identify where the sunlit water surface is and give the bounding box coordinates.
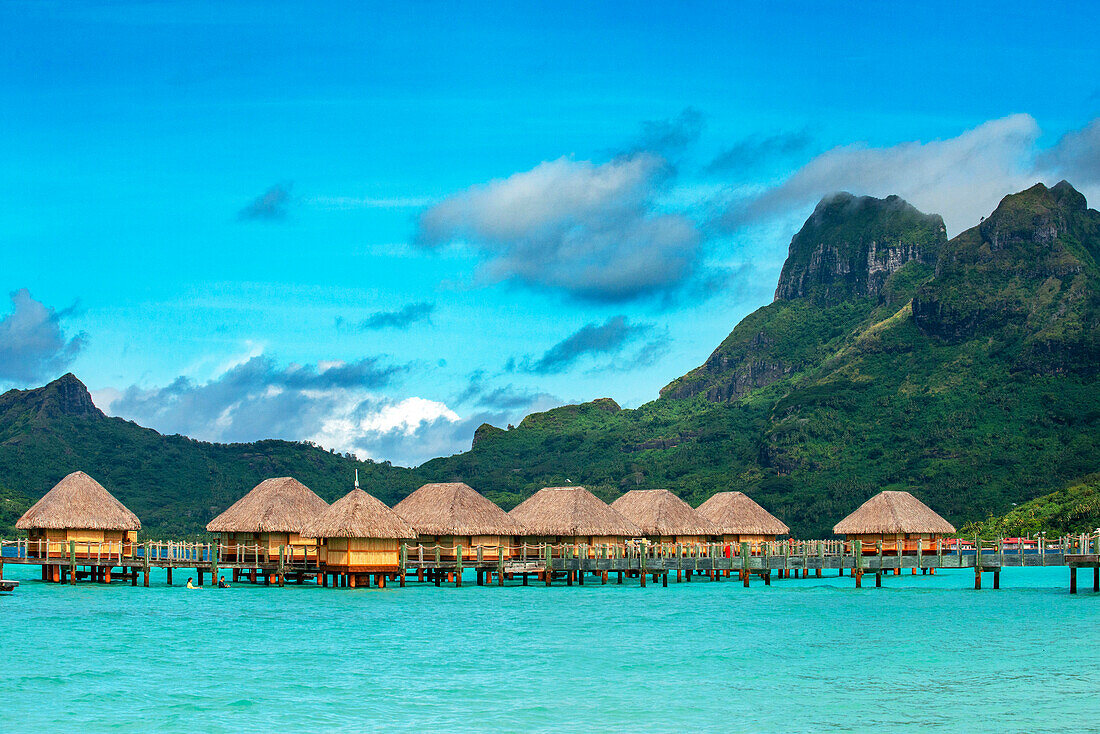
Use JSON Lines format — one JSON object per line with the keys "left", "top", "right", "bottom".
{"left": 1, "top": 563, "right": 1096, "bottom": 732}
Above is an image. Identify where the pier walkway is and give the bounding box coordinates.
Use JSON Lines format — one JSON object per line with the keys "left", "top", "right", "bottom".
{"left": 1, "top": 535, "right": 1097, "bottom": 591}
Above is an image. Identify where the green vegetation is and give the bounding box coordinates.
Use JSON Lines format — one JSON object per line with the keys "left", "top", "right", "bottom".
{"left": 1, "top": 182, "right": 1097, "bottom": 539}
{"left": 961, "top": 474, "right": 1100, "bottom": 537}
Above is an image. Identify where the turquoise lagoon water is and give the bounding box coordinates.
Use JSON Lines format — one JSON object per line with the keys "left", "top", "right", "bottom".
{"left": 1, "top": 563, "right": 1097, "bottom": 732}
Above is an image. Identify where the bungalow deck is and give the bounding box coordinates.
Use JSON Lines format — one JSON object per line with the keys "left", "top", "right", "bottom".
{"left": 1, "top": 535, "right": 1096, "bottom": 591}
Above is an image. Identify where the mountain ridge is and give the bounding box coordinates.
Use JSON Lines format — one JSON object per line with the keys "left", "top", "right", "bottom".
{"left": 2, "top": 181, "right": 1098, "bottom": 538}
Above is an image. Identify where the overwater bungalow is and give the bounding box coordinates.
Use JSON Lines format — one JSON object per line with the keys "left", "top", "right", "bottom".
{"left": 300, "top": 481, "right": 416, "bottom": 588}
{"left": 508, "top": 486, "right": 641, "bottom": 555}
{"left": 16, "top": 471, "right": 141, "bottom": 565}
{"left": 610, "top": 489, "right": 717, "bottom": 545}
{"left": 833, "top": 490, "right": 955, "bottom": 553}
{"left": 206, "top": 477, "right": 328, "bottom": 562}
{"left": 393, "top": 482, "right": 524, "bottom": 561}
{"left": 696, "top": 491, "right": 789, "bottom": 545}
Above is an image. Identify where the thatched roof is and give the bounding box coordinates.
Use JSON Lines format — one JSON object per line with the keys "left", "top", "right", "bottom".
{"left": 610, "top": 489, "right": 717, "bottom": 536}
{"left": 394, "top": 482, "right": 524, "bottom": 536}
{"left": 509, "top": 486, "right": 641, "bottom": 537}
{"left": 833, "top": 490, "right": 955, "bottom": 535}
{"left": 16, "top": 471, "right": 140, "bottom": 531}
{"left": 696, "top": 491, "right": 789, "bottom": 536}
{"left": 300, "top": 488, "right": 416, "bottom": 539}
{"left": 206, "top": 477, "right": 328, "bottom": 533}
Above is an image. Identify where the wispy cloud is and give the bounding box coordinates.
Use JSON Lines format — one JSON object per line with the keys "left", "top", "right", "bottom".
{"left": 705, "top": 130, "right": 812, "bottom": 174}
{"left": 306, "top": 195, "right": 435, "bottom": 210}
{"left": 717, "top": 115, "right": 1041, "bottom": 235}
{"left": 238, "top": 182, "right": 293, "bottom": 221}
{"left": 337, "top": 302, "right": 435, "bottom": 331}
{"left": 515, "top": 316, "right": 668, "bottom": 375}
{"left": 1037, "top": 117, "right": 1100, "bottom": 186}
{"left": 0, "top": 289, "right": 86, "bottom": 385}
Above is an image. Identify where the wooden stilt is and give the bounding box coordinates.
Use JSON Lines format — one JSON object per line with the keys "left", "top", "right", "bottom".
{"left": 131, "top": 567, "right": 137, "bottom": 586}
{"left": 322, "top": 572, "right": 328, "bottom": 587}
{"left": 875, "top": 571, "right": 881, "bottom": 587}
{"left": 640, "top": 570, "right": 646, "bottom": 588}
{"left": 662, "top": 572, "right": 668, "bottom": 587}
{"left": 617, "top": 571, "right": 623, "bottom": 584}
{"left": 349, "top": 574, "right": 357, "bottom": 589}
{"left": 143, "top": 569, "right": 149, "bottom": 587}
{"left": 993, "top": 570, "right": 1000, "bottom": 589}
{"left": 855, "top": 571, "right": 862, "bottom": 588}
{"left": 742, "top": 571, "right": 749, "bottom": 588}
{"left": 105, "top": 567, "right": 113, "bottom": 584}
{"left": 377, "top": 574, "right": 386, "bottom": 589}
{"left": 602, "top": 571, "right": 607, "bottom": 585}
{"left": 764, "top": 571, "right": 771, "bottom": 586}
{"left": 567, "top": 571, "right": 573, "bottom": 586}
{"left": 975, "top": 565, "right": 982, "bottom": 590}
{"left": 1093, "top": 566, "right": 1099, "bottom": 592}
{"left": 1069, "top": 567, "right": 1076, "bottom": 594}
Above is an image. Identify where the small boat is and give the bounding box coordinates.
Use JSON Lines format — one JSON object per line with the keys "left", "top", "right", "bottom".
{"left": 0, "top": 580, "right": 18, "bottom": 593}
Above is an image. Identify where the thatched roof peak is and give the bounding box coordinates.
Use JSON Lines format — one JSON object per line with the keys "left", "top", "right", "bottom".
{"left": 394, "top": 482, "right": 524, "bottom": 536}
{"left": 508, "top": 486, "right": 641, "bottom": 537}
{"left": 206, "top": 477, "right": 328, "bottom": 534}
{"left": 696, "top": 491, "right": 789, "bottom": 536}
{"left": 301, "top": 488, "right": 416, "bottom": 539}
{"left": 833, "top": 490, "right": 955, "bottom": 535}
{"left": 16, "top": 471, "right": 140, "bottom": 531}
{"left": 611, "top": 489, "right": 717, "bottom": 536}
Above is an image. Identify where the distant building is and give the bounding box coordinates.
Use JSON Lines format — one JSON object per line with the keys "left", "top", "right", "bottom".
{"left": 833, "top": 490, "right": 955, "bottom": 551}
{"left": 206, "top": 477, "right": 328, "bottom": 562}
{"left": 509, "top": 486, "right": 640, "bottom": 555}
{"left": 394, "top": 482, "right": 524, "bottom": 561}
{"left": 17, "top": 471, "right": 140, "bottom": 561}
{"left": 696, "top": 491, "right": 789, "bottom": 545}
{"left": 611, "top": 489, "right": 717, "bottom": 544}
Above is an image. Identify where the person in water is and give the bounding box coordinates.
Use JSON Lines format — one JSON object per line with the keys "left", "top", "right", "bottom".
{"left": 218, "top": 576, "right": 230, "bottom": 588}
{"left": 186, "top": 577, "right": 199, "bottom": 589}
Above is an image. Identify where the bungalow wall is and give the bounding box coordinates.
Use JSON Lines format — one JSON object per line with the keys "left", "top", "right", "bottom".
{"left": 318, "top": 537, "right": 402, "bottom": 571}
{"left": 26, "top": 528, "right": 137, "bottom": 559}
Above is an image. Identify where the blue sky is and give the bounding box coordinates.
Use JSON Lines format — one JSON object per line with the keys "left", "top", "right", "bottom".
{"left": 2, "top": 1, "right": 1098, "bottom": 465}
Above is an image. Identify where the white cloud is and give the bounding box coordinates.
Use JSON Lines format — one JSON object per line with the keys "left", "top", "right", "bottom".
{"left": 416, "top": 153, "right": 704, "bottom": 302}
{"left": 723, "top": 114, "right": 1042, "bottom": 235}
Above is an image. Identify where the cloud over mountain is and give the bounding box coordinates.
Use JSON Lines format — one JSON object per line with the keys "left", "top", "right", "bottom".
{"left": 0, "top": 289, "right": 86, "bottom": 385}
{"left": 720, "top": 114, "right": 1041, "bottom": 235}
{"left": 519, "top": 316, "right": 667, "bottom": 374}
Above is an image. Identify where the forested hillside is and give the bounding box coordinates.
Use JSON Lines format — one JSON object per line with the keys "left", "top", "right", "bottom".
{"left": 2, "top": 182, "right": 1097, "bottom": 538}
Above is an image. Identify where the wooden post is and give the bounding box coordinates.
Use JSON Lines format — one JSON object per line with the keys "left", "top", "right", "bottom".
{"left": 210, "top": 543, "right": 219, "bottom": 587}
{"left": 455, "top": 544, "right": 463, "bottom": 587}
{"left": 854, "top": 540, "right": 862, "bottom": 588}
{"left": 278, "top": 545, "right": 285, "bottom": 587}
{"left": 1094, "top": 566, "right": 1099, "bottom": 593}
{"left": 497, "top": 547, "right": 505, "bottom": 586}
{"left": 399, "top": 544, "right": 407, "bottom": 588}
{"left": 1069, "top": 567, "right": 1076, "bottom": 594}
{"left": 544, "top": 545, "right": 552, "bottom": 586}
{"left": 69, "top": 540, "right": 76, "bottom": 585}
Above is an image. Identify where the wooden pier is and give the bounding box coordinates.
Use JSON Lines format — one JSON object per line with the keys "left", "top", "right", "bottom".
{"left": 1, "top": 534, "right": 1097, "bottom": 591}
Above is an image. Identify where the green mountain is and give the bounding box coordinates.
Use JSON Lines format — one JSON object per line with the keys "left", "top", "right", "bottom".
{"left": 961, "top": 473, "right": 1100, "bottom": 537}
{"left": 0, "top": 375, "right": 422, "bottom": 537}
{"left": 1, "top": 182, "right": 1097, "bottom": 538}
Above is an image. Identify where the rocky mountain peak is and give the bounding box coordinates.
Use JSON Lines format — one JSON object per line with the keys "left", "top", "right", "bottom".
{"left": 0, "top": 373, "right": 104, "bottom": 424}
{"left": 774, "top": 192, "right": 947, "bottom": 305}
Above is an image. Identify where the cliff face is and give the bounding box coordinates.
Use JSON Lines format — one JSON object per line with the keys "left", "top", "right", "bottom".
{"left": 0, "top": 373, "right": 104, "bottom": 433}
{"left": 774, "top": 193, "right": 947, "bottom": 305}
{"left": 913, "top": 181, "right": 1100, "bottom": 373}
{"left": 662, "top": 193, "right": 945, "bottom": 402}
